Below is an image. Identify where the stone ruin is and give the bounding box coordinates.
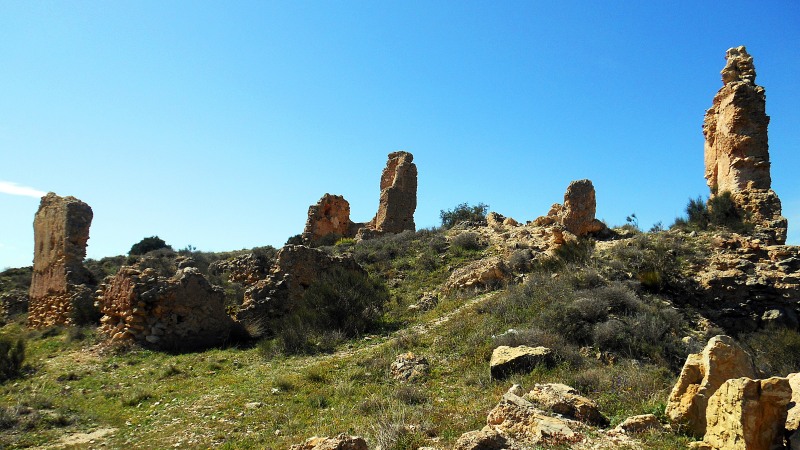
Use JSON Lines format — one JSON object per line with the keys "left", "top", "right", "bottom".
{"left": 703, "top": 46, "right": 787, "bottom": 244}
{"left": 534, "top": 179, "right": 606, "bottom": 237}
{"left": 302, "top": 151, "right": 417, "bottom": 245}
{"left": 370, "top": 150, "right": 417, "bottom": 233}
{"left": 97, "top": 266, "right": 234, "bottom": 350}
{"left": 28, "top": 192, "right": 96, "bottom": 328}
{"left": 236, "top": 245, "right": 365, "bottom": 326}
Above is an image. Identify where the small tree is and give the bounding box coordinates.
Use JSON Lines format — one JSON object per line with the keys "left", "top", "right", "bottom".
{"left": 129, "top": 236, "right": 171, "bottom": 256}
{"left": 440, "top": 202, "right": 489, "bottom": 229}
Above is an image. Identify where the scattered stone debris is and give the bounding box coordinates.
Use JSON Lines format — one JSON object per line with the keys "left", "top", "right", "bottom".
{"left": 407, "top": 291, "right": 438, "bottom": 312}
{"left": 97, "top": 266, "right": 234, "bottom": 350}
{"left": 490, "top": 345, "right": 554, "bottom": 380}
{"left": 390, "top": 352, "right": 430, "bottom": 382}
{"left": 28, "top": 192, "right": 95, "bottom": 328}
{"left": 703, "top": 46, "right": 786, "bottom": 244}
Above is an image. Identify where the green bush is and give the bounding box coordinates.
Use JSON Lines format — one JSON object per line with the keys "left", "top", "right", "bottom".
{"left": 675, "top": 192, "right": 751, "bottom": 233}
{"left": 439, "top": 202, "right": 489, "bottom": 229}
{"left": 450, "top": 232, "right": 483, "bottom": 251}
{"left": 743, "top": 326, "right": 800, "bottom": 376}
{"left": 0, "top": 334, "right": 25, "bottom": 382}
{"left": 129, "top": 236, "right": 172, "bottom": 256}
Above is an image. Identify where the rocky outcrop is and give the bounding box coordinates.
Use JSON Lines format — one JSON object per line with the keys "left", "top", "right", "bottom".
{"left": 28, "top": 193, "right": 95, "bottom": 328}
{"left": 534, "top": 180, "right": 606, "bottom": 237}
{"left": 290, "top": 434, "right": 368, "bottom": 450}
{"left": 692, "top": 234, "right": 800, "bottom": 333}
{"left": 665, "top": 335, "right": 757, "bottom": 437}
{"left": 236, "top": 245, "right": 366, "bottom": 325}
{"left": 525, "top": 383, "right": 609, "bottom": 427}
{"left": 485, "top": 392, "right": 579, "bottom": 446}
{"left": 703, "top": 46, "right": 786, "bottom": 244}
{"left": 390, "top": 352, "right": 430, "bottom": 382}
{"left": 443, "top": 256, "right": 511, "bottom": 295}
{"left": 302, "top": 194, "right": 360, "bottom": 245}
{"left": 0, "top": 290, "right": 28, "bottom": 321}
{"left": 371, "top": 151, "right": 417, "bottom": 233}
{"left": 97, "top": 267, "right": 234, "bottom": 350}
{"left": 695, "top": 377, "right": 791, "bottom": 450}
{"left": 490, "top": 346, "right": 554, "bottom": 380}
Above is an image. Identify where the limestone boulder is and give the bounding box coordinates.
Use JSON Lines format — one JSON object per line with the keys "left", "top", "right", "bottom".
{"left": 613, "top": 414, "right": 662, "bottom": 434}
{"left": 289, "top": 433, "right": 368, "bottom": 450}
{"left": 97, "top": 267, "right": 234, "bottom": 350}
{"left": 452, "top": 429, "right": 509, "bottom": 450}
{"left": 390, "top": 352, "right": 430, "bottom": 382}
{"left": 665, "top": 335, "right": 757, "bottom": 437}
{"left": 490, "top": 346, "right": 554, "bottom": 380}
{"left": 372, "top": 151, "right": 417, "bottom": 233}
{"left": 699, "top": 377, "right": 791, "bottom": 450}
{"left": 486, "top": 392, "right": 578, "bottom": 446}
{"left": 443, "top": 256, "right": 510, "bottom": 295}
{"left": 28, "top": 192, "right": 95, "bottom": 328}
{"left": 524, "top": 383, "right": 609, "bottom": 427}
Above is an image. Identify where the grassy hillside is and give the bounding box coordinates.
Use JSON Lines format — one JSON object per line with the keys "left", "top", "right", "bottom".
{"left": 0, "top": 225, "right": 796, "bottom": 449}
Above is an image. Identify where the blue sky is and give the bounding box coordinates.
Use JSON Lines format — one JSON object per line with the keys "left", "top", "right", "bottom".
{"left": 1, "top": 1, "right": 799, "bottom": 269}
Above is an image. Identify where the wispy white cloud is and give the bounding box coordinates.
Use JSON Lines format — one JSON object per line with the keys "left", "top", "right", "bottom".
{"left": 0, "top": 181, "right": 46, "bottom": 198}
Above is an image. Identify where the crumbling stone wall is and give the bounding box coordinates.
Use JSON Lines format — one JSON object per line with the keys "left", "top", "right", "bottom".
{"left": 28, "top": 192, "right": 95, "bottom": 328}
{"left": 302, "top": 194, "right": 361, "bottom": 245}
{"left": 97, "top": 267, "right": 234, "bottom": 350}
{"left": 236, "top": 245, "right": 366, "bottom": 325}
{"left": 703, "top": 46, "right": 786, "bottom": 244}
{"left": 371, "top": 151, "right": 417, "bottom": 233}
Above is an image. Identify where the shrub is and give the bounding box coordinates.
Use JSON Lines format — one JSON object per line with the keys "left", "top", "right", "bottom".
{"left": 743, "top": 326, "right": 800, "bottom": 376}
{"left": 439, "top": 202, "right": 489, "bottom": 229}
{"left": 285, "top": 234, "right": 304, "bottom": 245}
{"left": 0, "top": 334, "right": 25, "bottom": 382}
{"left": 450, "top": 232, "right": 483, "bottom": 251}
{"left": 675, "top": 192, "right": 751, "bottom": 233}
{"left": 300, "top": 266, "right": 389, "bottom": 336}
{"left": 129, "top": 236, "right": 171, "bottom": 256}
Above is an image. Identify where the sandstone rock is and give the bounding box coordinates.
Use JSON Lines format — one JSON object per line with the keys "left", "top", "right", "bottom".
{"left": 390, "top": 352, "right": 430, "bottom": 382}
{"left": 372, "top": 151, "right": 417, "bottom": 233}
{"left": 97, "top": 266, "right": 234, "bottom": 350}
{"left": 486, "top": 392, "right": 578, "bottom": 445}
{"left": 452, "top": 429, "right": 509, "bottom": 450}
{"left": 524, "top": 383, "right": 609, "bottom": 427}
{"left": 302, "top": 194, "right": 359, "bottom": 245}
{"left": 236, "top": 245, "right": 366, "bottom": 325}
{"left": 665, "top": 335, "right": 757, "bottom": 437}
{"left": 613, "top": 414, "right": 661, "bottom": 434}
{"left": 787, "top": 373, "right": 800, "bottom": 432}
{"left": 290, "top": 433, "right": 368, "bottom": 450}
{"left": 443, "top": 256, "right": 510, "bottom": 295}
{"left": 699, "top": 376, "right": 791, "bottom": 450}
{"left": 28, "top": 192, "right": 95, "bottom": 328}
{"left": 703, "top": 46, "right": 786, "bottom": 244}
{"left": 490, "top": 346, "right": 554, "bottom": 380}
